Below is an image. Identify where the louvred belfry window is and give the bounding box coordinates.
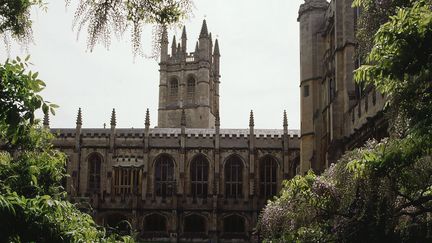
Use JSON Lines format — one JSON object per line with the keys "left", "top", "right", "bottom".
{"left": 187, "top": 77, "right": 195, "bottom": 104}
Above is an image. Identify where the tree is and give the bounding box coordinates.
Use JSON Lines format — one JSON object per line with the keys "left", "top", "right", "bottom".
{"left": 1, "top": 0, "right": 193, "bottom": 56}
{"left": 0, "top": 57, "right": 133, "bottom": 242}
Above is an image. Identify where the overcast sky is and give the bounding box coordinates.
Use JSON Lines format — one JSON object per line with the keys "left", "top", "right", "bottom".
{"left": 2, "top": 0, "right": 304, "bottom": 129}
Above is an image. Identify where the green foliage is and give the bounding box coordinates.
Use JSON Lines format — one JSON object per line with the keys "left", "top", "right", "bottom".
{"left": 0, "top": 0, "right": 46, "bottom": 45}
{"left": 355, "top": 0, "right": 432, "bottom": 133}
{"left": 259, "top": 138, "right": 432, "bottom": 242}
{"left": 0, "top": 56, "right": 57, "bottom": 146}
{"left": 0, "top": 57, "right": 133, "bottom": 242}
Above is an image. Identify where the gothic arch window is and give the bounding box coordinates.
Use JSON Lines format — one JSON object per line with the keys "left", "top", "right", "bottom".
{"left": 88, "top": 153, "right": 102, "bottom": 192}
{"left": 184, "top": 214, "right": 206, "bottom": 233}
{"left": 223, "top": 215, "right": 245, "bottom": 234}
{"left": 260, "top": 156, "right": 278, "bottom": 199}
{"left": 155, "top": 155, "right": 175, "bottom": 197}
{"left": 144, "top": 214, "right": 167, "bottom": 232}
{"left": 187, "top": 76, "right": 196, "bottom": 104}
{"left": 190, "top": 155, "right": 209, "bottom": 198}
{"left": 169, "top": 78, "right": 179, "bottom": 98}
{"left": 225, "top": 155, "right": 243, "bottom": 199}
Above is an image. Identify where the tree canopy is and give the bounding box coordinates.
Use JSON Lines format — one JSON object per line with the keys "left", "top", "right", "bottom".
{"left": 0, "top": 0, "right": 193, "bottom": 56}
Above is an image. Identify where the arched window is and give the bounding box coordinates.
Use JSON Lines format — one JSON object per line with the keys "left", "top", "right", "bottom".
{"left": 187, "top": 76, "right": 195, "bottom": 104}
{"left": 155, "top": 155, "right": 175, "bottom": 197}
{"left": 223, "top": 215, "right": 245, "bottom": 233}
{"left": 260, "top": 156, "right": 278, "bottom": 199}
{"left": 225, "top": 156, "right": 243, "bottom": 199}
{"left": 88, "top": 153, "right": 102, "bottom": 192}
{"left": 144, "top": 214, "right": 167, "bottom": 232}
{"left": 184, "top": 214, "right": 206, "bottom": 233}
{"left": 190, "top": 155, "right": 209, "bottom": 198}
{"left": 169, "top": 78, "right": 178, "bottom": 97}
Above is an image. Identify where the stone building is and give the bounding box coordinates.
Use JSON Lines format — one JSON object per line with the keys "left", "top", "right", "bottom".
{"left": 297, "top": 0, "right": 388, "bottom": 174}
{"left": 50, "top": 20, "right": 300, "bottom": 242}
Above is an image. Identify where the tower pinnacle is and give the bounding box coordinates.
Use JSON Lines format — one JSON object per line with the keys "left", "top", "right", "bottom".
{"left": 145, "top": 108, "right": 150, "bottom": 127}
{"left": 214, "top": 39, "right": 220, "bottom": 56}
{"left": 199, "top": 19, "right": 209, "bottom": 38}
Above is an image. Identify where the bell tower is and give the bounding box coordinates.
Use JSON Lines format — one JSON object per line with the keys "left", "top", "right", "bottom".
{"left": 158, "top": 20, "right": 221, "bottom": 128}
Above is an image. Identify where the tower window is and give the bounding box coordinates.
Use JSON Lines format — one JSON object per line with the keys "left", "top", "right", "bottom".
{"left": 169, "top": 79, "right": 178, "bottom": 97}
{"left": 190, "top": 155, "right": 209, "bottom": 198}
{"left": 225, "top": 156, "right": 243, "bottom": 199}
{"left": 155, "top": 155, "right": 175, "bottom": 197}
{"left": 187, "top": 77, "right": 196, "bottom": 104}
{"left": 260, "top": 156, "right": 278, "bottom": 199}
{"left": 88, "top": 153, "right": 102, "bottom": 192}
{"left": 303, "top": 85, "right": 310, "bottom": 97}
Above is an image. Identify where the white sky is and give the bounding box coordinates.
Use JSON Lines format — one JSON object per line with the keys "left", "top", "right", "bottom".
{"left": 2, "top": 0, "right": 304, "bottom": 129}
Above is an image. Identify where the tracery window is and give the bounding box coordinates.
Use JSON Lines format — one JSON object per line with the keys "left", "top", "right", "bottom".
{"left": 260, "top": 156, "right": 278, "bottom": 199}
{"left": 113, "top": 167, "right": 140, "bottom": 195}
{"left": 144, "top": 214, "right": 167, "bottom": 232}
{"left": 184, "top": 214, "right": 206, "bottom": 233}
{"left": 190, "top": 155, "right": 209, "bottom": 198}
{"left": 88, "top": 153, "right": 102, "bottom": 192}
{"left": 155, "top": 155, "right": 175, "bottom": 197}
{"left": 225, "top": 156, "right": 243, "bottom": 199}
{"left": 223, "top": 215, "right": 245, "bottom": 233}
{"left": 187, "top": 76, "right": 195, "bottom": 104}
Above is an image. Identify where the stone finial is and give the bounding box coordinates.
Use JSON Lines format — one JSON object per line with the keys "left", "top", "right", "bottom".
{"left": 283, "top": 110, "right": 288, "bottom": 127}
{"left": 249, "top": 110, "right": 254, "bottom": 127}
{"left": 145, "top": 108, "right": 150, "bottom": 127}
{"left": 199, "top": 19, "right": 209, "bottom": 38}
{"left": 110, "top": 108, "right": 116, "bottom": 127}
{"left": 214, "top": 39, "right": 220, "bottom": 56}
{"left": 215, "top": 110, "right": 220, "bottom": 127}
{"left": 181, "top": 108, "right": 186, "bottom": 127}
{"left": 43, "top": 111, "right": 50, "bottom": 128}
{"left": 76, "top": 108, "right": 82, "bottom": 126}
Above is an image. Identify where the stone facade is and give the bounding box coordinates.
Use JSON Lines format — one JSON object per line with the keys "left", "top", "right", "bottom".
{"left": 50, "top": 21, "right": 300, "bottom": 242}
{"left": 298, "top": 0, "right": 388, "bottom": 174}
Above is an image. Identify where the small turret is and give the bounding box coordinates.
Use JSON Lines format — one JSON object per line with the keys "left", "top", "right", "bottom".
{"left": 43, "top": 111, "right": 50, "bottom": 129}
{"left": 181, "top": 26, "right": 187, "bottom": 53}
{"left": 213, "top": 39, "right": 220, "bottom": 76}
{"left": 283, "top": 110, "right": 288, "bottom": 134}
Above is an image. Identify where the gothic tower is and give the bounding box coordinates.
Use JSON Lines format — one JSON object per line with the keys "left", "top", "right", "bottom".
{"left": 298, "top": 0, "right": 328, "bottom": 174}
{"left": 158, "top": 20, "right": 221, "bottom": 128}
